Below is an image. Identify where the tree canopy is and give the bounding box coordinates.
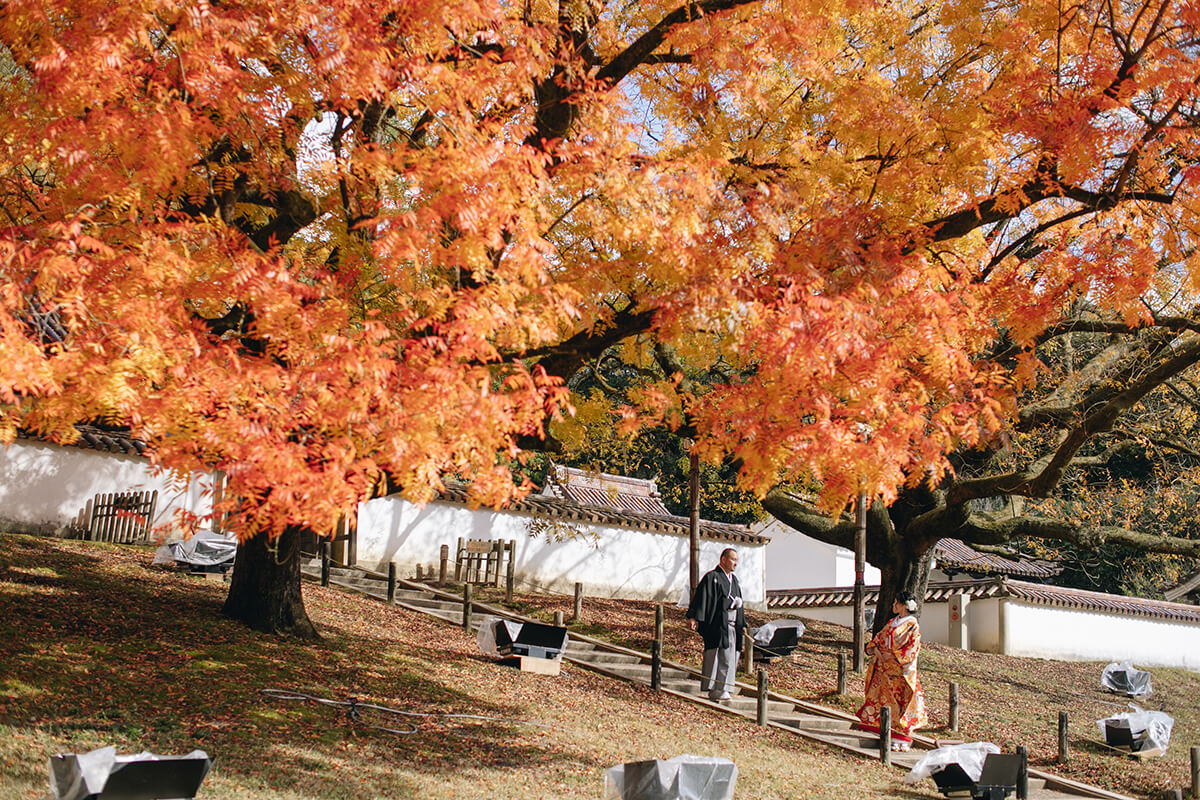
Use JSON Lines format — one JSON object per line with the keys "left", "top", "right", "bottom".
{"left": 3, "top": 0, "right": 1200, "bottom": 621}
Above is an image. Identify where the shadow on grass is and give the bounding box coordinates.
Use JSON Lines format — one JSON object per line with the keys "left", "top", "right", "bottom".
{"left": 0, "top": 535, "right": 615, "bottom": 799}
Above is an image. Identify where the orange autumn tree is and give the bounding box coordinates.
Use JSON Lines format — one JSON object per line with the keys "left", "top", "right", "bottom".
{"left": 2, "top": 0, "right": 1200, "bottom": 634}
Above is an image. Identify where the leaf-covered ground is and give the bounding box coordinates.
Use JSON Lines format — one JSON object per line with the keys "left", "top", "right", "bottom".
{"left": 493, "top": 589, "right": 1200, "bottom": 800}
{"left": 0, "top": 534, "right": 937, "bottom": 800}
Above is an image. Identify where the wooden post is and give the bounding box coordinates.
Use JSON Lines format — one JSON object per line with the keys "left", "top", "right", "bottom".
{"left": 688, "top": 448, "right": 700, "bottom": 591}
{"left": 1058, "top": 711, "right": 1069, "bottom": 763}
{"left": 853, "top": 491, "right": 867, "bottom": 673}
{"left": 1191, "top": 746, "right": 1199, "bottom": 800}
{"left": 415, "top": 563, "right": 423, "bottom": 581}
{"left": 553, "top": 610, "right": 564, "bottom": 627}
{"left": 879, "top": 706, "right": 892, "bottom": 765}
{"left": 949, "top": 681, "right": 960, "bottom": 731}
{"left": 837, "top": 653, "right": 847, "bottom": 695}
{"left": 651, "top": 604, "right": 664, "bottom": 692}
{"left": 1016, "top": 746, "right": 1029, "bottom": 800}
{"left": 492, "top": 540, "right": 503, "bottom": 586}
{"left": 454, "top": 537, "right": 464, "bottom": 582}
{"left": 756, "top": 668, "right": 769, "bottom": 726}
{"left": 741, "top": 630, "right": 754, "bottom": 674}
{"left": 505, "top": 540, "right": 515, "bottom": 602}
{"left": 462, "top": 584, "right": 473, "bottom": 631}
{"left": 387, "top": 563, "right": 396, "bottom": 603}
{"left": 573, "top": 582, "right": 583, "bottom": 622}
{"left": 439, "top": 544, "right": 449, "bottom": 587}
{"left": 320, "top": 541, "right": 330, "bottom": 586}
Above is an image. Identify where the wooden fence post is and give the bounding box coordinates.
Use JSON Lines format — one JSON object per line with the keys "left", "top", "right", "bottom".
{"left": 454, "top": 537, "right": 464, "bottom": 582}
{"left": 756, "top": 668, "right": 769, "bottom": 726}
{"left": 439, "top": 545, "right": 449, "bottom": 587}
{"left": 741, "top": 631, "right": 754, "bottom": 674}
{"left": 504, "top": 541, "right": 515, "bottom": 602}
{"left": 462, "top": 584, "right": 473, "bottom": 631}
{"left": 553, "top": 610, "right": 564, "bottom": 627}
{"left": 573, "top": 582, "right": 584, "bottom": 622}
{"left": 320, "top": 542, "right": 330, "bottom": 587}
{"left": 879, "top": 707, "right": 892, "bottom": 765}
{"left": 1016, "top": 745, "right": 1029, "bottom": 800}
{"left": 1191, "top": 746, "right": 1199, "bottom": 800}
{"left": 651, "top": 604, "right": 664, "bottom": 692}
{"left": 949, "top": 681, "right": 959, "bottom": 731}
{"left": 837, "top": 653, "right": 847, "bottom": 696}
{"left": 387, "top": 562, "right": 396, "bottom": 603}
{"left": 1058, "top": 711, "right": 1069, "bottom": 763}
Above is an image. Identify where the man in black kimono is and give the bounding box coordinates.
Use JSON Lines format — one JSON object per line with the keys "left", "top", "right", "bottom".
{"left": 686, "top": 548, "right": 744, "bottom": 701}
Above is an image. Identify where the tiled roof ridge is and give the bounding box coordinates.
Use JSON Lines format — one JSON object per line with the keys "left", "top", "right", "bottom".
{"left": 437, "top": 483, "right": 766, "bottom": 545}
{"left": 767, "top": 576, "right": 1200, "bottom": 624}
{"left": 17, "top": 424, "right": 149, "bottom": 457}
{"left": 933, "top": 537, "right": 1061, "bottom": 578}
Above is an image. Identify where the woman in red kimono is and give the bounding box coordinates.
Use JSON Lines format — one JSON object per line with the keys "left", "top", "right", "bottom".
{"left": 857, "top": 591, "right": 928, "bottom": 751}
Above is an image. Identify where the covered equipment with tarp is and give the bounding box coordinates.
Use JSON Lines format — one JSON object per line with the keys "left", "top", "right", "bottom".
{"left": 477, "top": 617, "right": 569, "bottom": 660}
{"left": 750, "top": 619, "right": 805, "bottom": 661}
{"left": 48, "top": 745, "right": 212, "bottom": 800}
{"left": 905, "top": 742, "right": 1026, "bottom": 799}
{"left": 1097, "top": 705, "right": 1174, "bottom": 758}
{"left": 1100, "top": 662, "right": 1152, "bottom": 697}
{"left": 603, "top": 755, "right": 737, "bottom": 800}
{"left": 152, "top": 530, "right": 237, "bottom": 572}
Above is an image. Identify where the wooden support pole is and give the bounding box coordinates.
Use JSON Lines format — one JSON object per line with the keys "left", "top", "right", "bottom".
{"left": 462, "top": 584, "right": 473, "bottom": 631}
{"left": 756, "top": 668, "right": 769, "bottom": 726}
{"left": 1058, "top": 711, "right": 1069, "bottom": 763}
{"left": 1016, "top": 746, "right": 1029, "bottom": 800}
{"left": 651, "top": 604, "right": 664, "bottom": 692}
{"left": 879, "top": 707, "right": 892, "bottom": 765}
{"left": 493, "top": 540, "right": 503, "bottom": 587}
{"left": 439, "top": 544, "right": 449, "bottom": 587}
{"left": 387, "top": 562, "right": 396, "bottom": 603}
{"left": 1191, "top": 746, "right": 1199, "bottom": 800}
{"left": 505, "top": 541, "right": 515, "bottom": 602}
{"left": 415, "top": 563, "right": 423, "bottom": 581}
{"left": 320, "top": 542, "right": 330, "bottom": 587}
{"left": 454, "top": 537, "right": 464, "bottom": 582}
{"left": 553, "top": 610, "right": 564, "bottom": 627}
{"left": 837, "top": 653, "right": 847, "bottom": 695}
{"left": 949, "top": 681, "right": 960, "bottom": 732}
{"left": 853, "top": 491, "right": 867, "bottom": 673}
{"left": 741, "top": 631, "right": 754, "bottom": 674}
{"left": 573, "top": 582, "right": 584, "bottom": 622}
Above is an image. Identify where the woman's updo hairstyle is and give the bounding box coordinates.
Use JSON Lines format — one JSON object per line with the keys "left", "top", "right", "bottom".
{"left": 895, "top": 592, "right": 918, "bottom": 612}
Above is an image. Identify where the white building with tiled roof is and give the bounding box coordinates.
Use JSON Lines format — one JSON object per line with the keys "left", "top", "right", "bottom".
{"left": 768, "top": 577, "right": 1200, "bottom": 670}
{"left": 0, "top": 427, "right": 220, "bottom": 538}
{"left": 355, "top": 467, "right": 769, "bottom": 607}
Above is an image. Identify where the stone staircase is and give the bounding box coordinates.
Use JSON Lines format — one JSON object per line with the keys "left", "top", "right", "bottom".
{"left": 303, "top": 561, "right": 1133, "bottom": 800}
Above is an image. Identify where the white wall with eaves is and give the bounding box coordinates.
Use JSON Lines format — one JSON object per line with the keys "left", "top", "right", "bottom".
{"left": 356, "top": 494, "right": 767, "bottom": 608}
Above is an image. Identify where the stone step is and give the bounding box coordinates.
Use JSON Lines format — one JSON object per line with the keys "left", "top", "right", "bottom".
{"left": 569, "top": 651, "right": 642, "bottom": 665}
{"left": 770, "top": 713, "right": 856, "bottom": 732}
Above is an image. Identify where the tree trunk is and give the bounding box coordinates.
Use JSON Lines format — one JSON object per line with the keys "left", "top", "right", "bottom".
{"left": 873, "top": 545, "right": 934, "bottom": 633}
{"left": 222, "top": 524, "right": 319, "bottom": 638}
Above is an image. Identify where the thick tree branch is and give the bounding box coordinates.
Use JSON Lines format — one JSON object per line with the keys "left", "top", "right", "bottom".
{"left": 515, "top": 305, "right": 657, "bottom": 380}
{"left": 959, "top": 514, "right": 1200, "bottom": 558}
{"left": 762, "top": 487, "right": 856, "bottom": 550}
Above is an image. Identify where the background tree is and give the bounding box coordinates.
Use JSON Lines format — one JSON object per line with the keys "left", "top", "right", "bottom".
{"left": 3, "top": 0, "right": 1200, "bottom": 635}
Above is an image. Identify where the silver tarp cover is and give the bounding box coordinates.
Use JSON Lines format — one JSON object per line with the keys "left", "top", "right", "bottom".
{"left": 48, "top": 745, "right": 212, "bottom": 800}
{"left": 603, "top": 755, "right": 737, "bottom": 800}
{"left": 1100, "top": 661, "right": 1152, "bottom": 697}
{"left": 152, "top": 530, "right": 237, "bottom": 568}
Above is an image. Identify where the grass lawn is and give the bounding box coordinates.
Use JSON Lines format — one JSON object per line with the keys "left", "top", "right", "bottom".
{"left": 0, "top": 534, "right": 938, "bottom": 800}
{"left": 492, "top": 588, "right": 1200, "bottom": 800}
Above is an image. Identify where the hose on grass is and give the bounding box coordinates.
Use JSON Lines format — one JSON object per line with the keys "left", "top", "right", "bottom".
{"left": 261, "top": 688, "right": 557, "bottom": 736}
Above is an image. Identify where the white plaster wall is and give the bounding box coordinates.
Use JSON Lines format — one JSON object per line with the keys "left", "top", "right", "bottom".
{"left": 759, "top": 518, "right": 881, "bottom": 590}
{"left": 966, "top": 597, "right": 1002, "bottom": 653}
{"left": 0, "top": 440, "right": 217, "bottom": 538}
{"left": 1003, "top": 601, "right": 1200, "bottom": 671}
{"left": 357, "top": 495, "right": 767, "bottom": 608}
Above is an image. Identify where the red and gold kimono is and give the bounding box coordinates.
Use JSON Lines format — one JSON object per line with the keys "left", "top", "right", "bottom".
{"left": 856, "top": 613, "right": 928, "bottom": 740}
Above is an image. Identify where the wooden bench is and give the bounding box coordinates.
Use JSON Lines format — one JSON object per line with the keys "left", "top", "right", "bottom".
{"left": 455, "top": 537, "right": 513, "bottom": 586}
